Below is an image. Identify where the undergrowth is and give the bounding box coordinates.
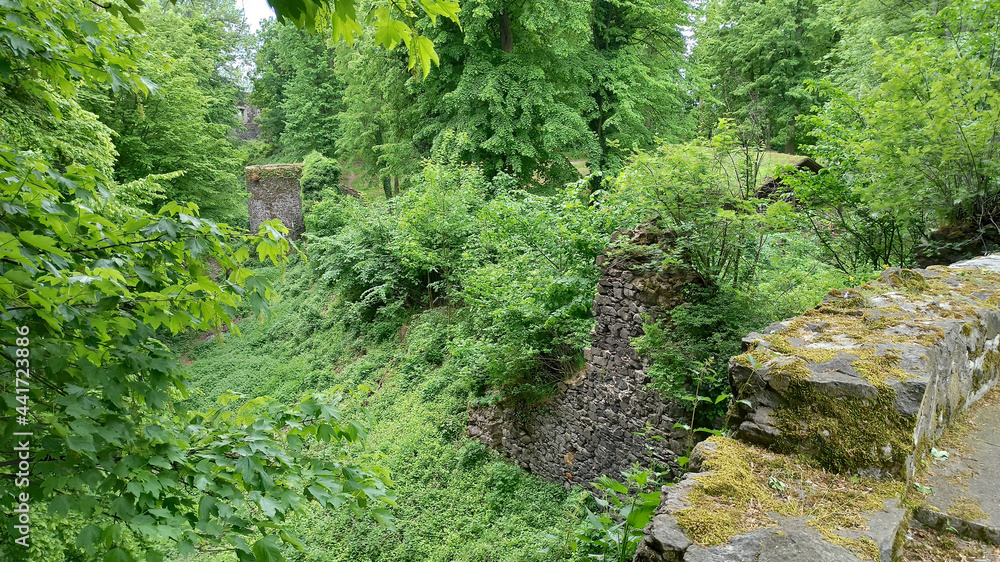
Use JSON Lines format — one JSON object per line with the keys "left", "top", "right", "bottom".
{"left": 172, "top": 259, "right": 591, "bottom": 561}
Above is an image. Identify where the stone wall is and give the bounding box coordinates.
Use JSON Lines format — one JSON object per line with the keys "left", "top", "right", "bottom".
{"left": 633, "top": 438, "right": 907, "bottom": 562}
{"left": 634, "top": 255, "right": 1000, "bottom": 562}
{"left": 245, "top": 164, "right": 304, "bottom": 240}
{"left": 468, "top": 227, "right": 696, "bottom": 487}
{"left": 729, "top": 261, "right": 1000, "bottom": 481}
{"left": 236, "top": 104, "right": 261, "bottom": 141}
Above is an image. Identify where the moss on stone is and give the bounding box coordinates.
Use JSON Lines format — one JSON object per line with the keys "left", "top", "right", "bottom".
{"left": 948, "top": 497, "right": 989, "bottom": 521}
{"left": 767, "top": 334, "right": 796, "bottom": 354}
{"left": 771, "top": 379, "right": 916, "bottom": 475}
{"left": 674, "top": 438, "right": 784, "bottom": 545}
{"left": 768, "top": 356, "right": 813, "bottom": 381}
{"left": 675, "top": 437, "right": 905, "bottom": 559}
{"left": 733, "top": 346, "right": 776, "bottom": 368}
{"left": 792, "top": 347, "right": 843, "bottom": 364}
{"left": 814, "top": 529, "right": 880, "bottom": 561}
{"left": 977, "top": 350, "right": 1000, "bottom": 394}
{"left": 851, "top": 349, "right": 916, "bottom": 390}
{"left": 761, "top": 333, "right": 843, "bottom": 365}
{"left": 245, "top": 163, "right": 303, "bottom": 182}
{"left": 889, "top": 269, "right": 930, "bottom": 292}
{"left": 799, "top": 302, "right": 944, "bottom": 348}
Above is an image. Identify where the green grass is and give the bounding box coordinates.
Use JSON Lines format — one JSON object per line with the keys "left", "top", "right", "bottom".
{"left": 172, "top": 260, "right": 587, "bottom": 561}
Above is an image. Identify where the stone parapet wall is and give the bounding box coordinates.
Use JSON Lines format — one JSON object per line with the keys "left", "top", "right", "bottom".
{"left": 729, "top": 261, "right": 1000, "bottom": 480}
{"left": 633, "top": 438, "right": 907, "bottom": 562}
{"left": 245, "top": 164, "right": 304, "bottom": 240}
{"left": 468, "top": 228, "right": 695, "bottom": 486}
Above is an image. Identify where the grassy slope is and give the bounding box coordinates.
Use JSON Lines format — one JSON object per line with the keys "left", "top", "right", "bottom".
{"left": 174, "top": 260, "right": 584, "bottom": 561}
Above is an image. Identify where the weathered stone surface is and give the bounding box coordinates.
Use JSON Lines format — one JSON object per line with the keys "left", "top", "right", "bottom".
{"left": 729, "top": 262, "right": 1000, "bottom": 479}
{"left": 634, "top": 440, "right": 906, "bottom": 562}
{"left": 245, "top": 164, "right": 304, "bottom": 239}
{"left": 467, "top": 226, "right": 697, "bottom": 486}
{"left": 637, "top": 256, "right": 1000, "bottom": 562}
{"left": 915, "top": 382, "right": 1000, "bottom": 546}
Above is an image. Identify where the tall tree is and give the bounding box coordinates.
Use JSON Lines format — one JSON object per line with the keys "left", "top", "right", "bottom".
{"left": 252, "top": 20, "right": 344, "bottom": 161}
{"left": 696, "top": 0, "right": 837, "bottom": 154}
{"left": 582, "top": 0, "right": 690, "bottom": 174}
{"left": 425, "top": 0, "right": 596, "bottom": 184}
{"left": 335, "top": 40, "right": 427, "bottom": 198}
{"left": 83, "top": 0, "right": 247, "bottom": 224}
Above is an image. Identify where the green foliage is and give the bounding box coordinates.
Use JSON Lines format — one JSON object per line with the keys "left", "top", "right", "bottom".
{"left": 1, "top": 1, "right": 392, "bottom": 558}
{"left": 696, "top": 0, "right": 837, "bottom": 153}
{"left": 0, "top": 0, "right": 153, "bottom": 101}
{"left": 582, "top": 0, "right": 691, "bottom": 173}
{"left": 256, "top": 0, "right": 691, "bottom": 192}
{"left": 333, "top": 39, "right": 426, "bottom": 199}
{"left": 299, "top": 151, "right": 341, "bottom": 207}
{"left": 172, "top": 264, "right": 587, "bottom": 562}
{"left": 307, "top": 144, "right": 489, "bottom": 338}
{"left": 606, "top": 142, "right": 781, "bottom": 286}
{"left": 613, "top": 140, "right": 858, "bottom": 420}
{"left": 307, "top": 142, "right": 618, "bottom": 397}
{"left": 252, "top": 22, "right": 344, "bottom": 161}
{"left": 266, "top": 0, "right": 460, "bottom": 79}
{"left": 786, "top": 167, "right": 917, "bottom": 272}
{"left": 633, "top": 285, "right": 761, "bottom": 423}
{"left": 0, "top": 143, "right": 396, "bottom": 560}
{"left": 459, "top": 184, "right": 608, "bottom": 395}
{"left": 573, "top": 468, "right": 660, "bottom": 561}
{"left": 424, "top": 0, "right": 596, "bottom": 185}
{"left": 82, "top": 0, "right": 248, "bottom": 225}
{"left": 808, "top": 0, "right": 1000, "bottom": 236}
{"left": 632, "top": 231, "right": 856, "bottom": 423}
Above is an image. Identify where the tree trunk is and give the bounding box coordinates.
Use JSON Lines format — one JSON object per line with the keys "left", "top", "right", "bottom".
{"left": 784, "top": 122, "right": 796, "bottom": 155}
{"left": 499, "top": 7, "right": 513, "bottom": 53}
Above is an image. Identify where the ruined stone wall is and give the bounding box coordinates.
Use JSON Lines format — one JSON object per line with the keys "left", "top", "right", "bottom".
{"left": 468, "top": 228, "right": 695, "bottom": 487}
{"left": 245, "top": 164, "right": 304, "bottom": 240}
{"left": 236, "top": 104, "right": 261, "bottom": 141}
{"left": 729, "top": 260, "right": 1000, "bottom": 481}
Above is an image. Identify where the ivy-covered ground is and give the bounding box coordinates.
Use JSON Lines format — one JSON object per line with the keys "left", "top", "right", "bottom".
{"left": 174, "top": 261, "right": 588, "bottom": 561}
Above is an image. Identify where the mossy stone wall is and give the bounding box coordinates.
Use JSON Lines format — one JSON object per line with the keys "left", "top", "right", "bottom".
{"left": 467, "top": 227, "right": 694, "bottom": 487}
{"left": 245, "top": 164, "right": 304, "bottom": 239}
{"left": 729, "top": 260, "right": 1000, "bottom": 481}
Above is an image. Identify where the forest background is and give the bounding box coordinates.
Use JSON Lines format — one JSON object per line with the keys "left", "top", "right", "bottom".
{"left": 2, "top": 0, "right": 999, "bottom": 560}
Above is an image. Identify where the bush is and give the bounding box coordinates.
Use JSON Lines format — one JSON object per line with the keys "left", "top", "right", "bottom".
{"left": 305, "top": 149, "right": 613, "bottom": 400}
{"left": 306, "top": 153, "right": 489, "bottom": 338}
{"left": 300, "top": 150, "right": 342, "bottom": 205}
